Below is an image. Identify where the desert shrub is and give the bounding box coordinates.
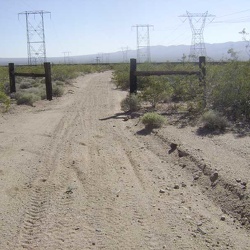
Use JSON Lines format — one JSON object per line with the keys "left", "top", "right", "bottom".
{"left": 0, "top": 91, "right": 10, "bottom": 111}
{"left": 207, "top": 61, "right": 250, "bottom": 120}
{"left": 40, "top": 91, "right": 47, "bottom": 100}
{"left": 201, "top": 110, "right": 229, "bottom": 131}
{"left": 169, "top": 75, "right": 201, "bottom": 102}
{"left": 3, "top": 82, "right": 10, "bottom": 94}
{"left": 140, "top": 76, "right": 171, "bottom": 108}
{"left": 121, "top": 94, "right": 141, "bottom": 112}
{"left": 52, "top": 85, "right": 64, "bottom": 97}
{"left": 112, "top": 64, "right": 130, "bottom": 90}
{"left": 54, "top": 80, "right": 65, "bottom": 86}
{"left": 0, "top": 81, "right": 10, "bottom": 111}
{"left": 19, "top": 82, "right": 32, "bottom": 89}
{"left": 16, "top": 93, "right": 40, "bottom": 106}
{"left": 141, "top": 112, "right": 166, "bottom": 129}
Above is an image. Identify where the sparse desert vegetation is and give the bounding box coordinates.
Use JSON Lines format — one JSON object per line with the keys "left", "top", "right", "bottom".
{"left": 141, "top": 112, "right": 166, "bottom": 129}
{"left": 0, "top": 63, "right": 111, "bottom": 108}
{"left": 114, "top": 59, "right": 250, "bottom": 132}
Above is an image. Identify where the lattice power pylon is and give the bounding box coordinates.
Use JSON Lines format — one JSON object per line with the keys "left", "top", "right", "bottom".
{"left": 180, "top": 11, "right": 215, "bottom": 61}
{"left": 132, "top": 24, "right": 153, "bottom": 63}
{"left": 121, "top": 47, "right": 129, "bottom": 63}
{"left": 19, "top": 10, "right": 51, "bottom": 65}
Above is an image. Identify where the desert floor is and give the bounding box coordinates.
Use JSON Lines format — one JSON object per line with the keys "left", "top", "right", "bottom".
{"left": 0, "top": 71, "right": 249, "bottom": 249}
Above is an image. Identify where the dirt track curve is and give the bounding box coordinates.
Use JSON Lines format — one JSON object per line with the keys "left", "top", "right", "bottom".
{"left": 0, "top": 71, "right": 249, "bottom": 249}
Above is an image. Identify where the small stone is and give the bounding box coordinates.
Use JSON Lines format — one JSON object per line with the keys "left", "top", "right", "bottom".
{"left": 174, "top": 184, "right": 180, "bottom": 189}
{"left": 242, "top": 182, "right": 247, "bottom": 186}
{"left": 178, "top": 150, "right": 189, "bottom": 157}
{"left": 181, "top": 182, "right": 187, "bottom": 187}
{"left": 170, "top": 143, "right": 178, "bottom": 150}
{"left": 210, "top": 172, "right": 219, "bottom": 182}
{"left": 221, "top": 215, "right": 226, "bottom": 221}
{"left": 236, "top": 178, "right": 241, "bottom": 183}
{"left": 193, "top": 175, "right": 199, "bottom": 180}
{"left": 159, "top": 189, "right": 165, "bottom": 193}
{"left": 191, "top": 233, "right": 197, "bottom": 238}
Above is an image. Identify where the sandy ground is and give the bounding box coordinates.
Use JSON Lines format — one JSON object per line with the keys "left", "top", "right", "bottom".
{"left": 0, "top": 71, "right": 249, "bottom": 250}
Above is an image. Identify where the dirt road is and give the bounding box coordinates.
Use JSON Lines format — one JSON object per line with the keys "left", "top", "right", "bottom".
{"left": 0, "top": 71, "right": 249, "bottom": 249}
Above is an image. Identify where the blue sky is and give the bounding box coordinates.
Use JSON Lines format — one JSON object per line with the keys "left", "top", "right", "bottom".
{"left": 0, "top": 0, "right": 250, "bottom": 58}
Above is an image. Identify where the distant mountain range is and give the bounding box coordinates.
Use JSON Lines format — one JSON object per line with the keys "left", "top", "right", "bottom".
{"left": 0, "top": 41, "right": 249, "bottom": 65}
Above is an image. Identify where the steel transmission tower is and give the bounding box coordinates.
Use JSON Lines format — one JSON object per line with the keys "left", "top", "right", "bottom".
{"left": 62, "top": 51, "right": 71, "bottom": 64}
{"left": 19, "top": 10, "right": 51, "bottom": 65}
{"left": 121, "top": 46, "right": 129, "bottom": 63}
{"left": 132, "top": 24, "right": 153, "bottom": 63}
{"left": 180, "top": 11, "right": 215, "bottom": 61}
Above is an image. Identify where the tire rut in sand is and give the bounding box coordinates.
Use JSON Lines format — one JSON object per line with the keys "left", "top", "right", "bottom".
{"left": 15, "top": 109, "right": 82, "bottom": 249}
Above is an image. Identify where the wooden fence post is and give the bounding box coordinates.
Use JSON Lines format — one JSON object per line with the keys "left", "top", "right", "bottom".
{"left": 44, "top": 62, "right": 52, "bottom": 101}
{"left": 130, "top": 58, "right": 137, "bottom": 94}
{"left": 199, "top": 56, "right": 206, "bottom": 109}
{"left": 9, "top": 63, "right": 16, "bottom": 93}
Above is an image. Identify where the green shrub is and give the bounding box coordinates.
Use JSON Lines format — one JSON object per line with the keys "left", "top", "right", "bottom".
{"left": 0, "top": 91, "right": 10, "bottom": 111}
{"left": 39, "top": 90, "right": 47, "bottom": 100}
{"left": 141, "top": 112, "right": 166, "bottom": 129}
{"left": 52, "top": 85, "right": 64, "bottom": 97}
{"left": 54, "top": 80, "right": 65, "bottom": 86}
{"left": 16, "top": 93, "right": 40, "bottom": 106}
{"left": 140, "top": 76, "right": 171, "bottom": 108}
{"left": 112, "top": 64, "right": 130, "bottom": 90}
{"left": 207, "top": 61, "right": 250, "bottom": 120}
{"left": 201, "top": 110, "right": 229, "bottom": 131}
{"left": 121, "top": 94, "right": 141, "bottom": 112}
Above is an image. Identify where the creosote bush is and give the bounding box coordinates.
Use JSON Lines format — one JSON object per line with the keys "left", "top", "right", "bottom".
{"left": 141, "top": 112, "right": 166, "bottom": 130}
{"left": 52, "top": 85, "right": 64, "bottom": 97}
{"left": 16, "top": 93, "right": 40, "bottom": 106}
{"left": 121, "top": 94, "right": 141, "bottom": 112}
{"left": 201, "top": 110, "right": 229, "bottom": 131}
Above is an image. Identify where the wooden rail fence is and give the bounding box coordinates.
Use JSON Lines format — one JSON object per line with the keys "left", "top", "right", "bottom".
{"left": 130, "top": 56, "right": 206, "bottom": 107}
{"left": 9, "top": 62, "right": 53, "bottom": 101}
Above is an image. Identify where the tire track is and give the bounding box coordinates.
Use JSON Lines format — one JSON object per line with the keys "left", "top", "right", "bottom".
{"left": 15, "top": 105, "right": 82, "bottom": 249}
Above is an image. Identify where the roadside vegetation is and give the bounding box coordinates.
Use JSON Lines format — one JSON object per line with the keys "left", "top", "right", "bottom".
{"left": 114, "top": 59, "right": 250, "bottom": 131}
{"left": 0, "top": 64, "right": 111, "bottom": 109}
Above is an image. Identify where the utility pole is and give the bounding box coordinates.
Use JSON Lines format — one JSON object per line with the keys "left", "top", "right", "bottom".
{"left": 95, "top": 56, "right": 100, "bottom": 64}
{"left": 121, "top": 46, "right": 129, "bottom": 63}
{"left": 98, "top": 53, "right": 104, "bottom": 63}
{"left": 19, "top": 10, "right": 51, "bottom": 65}
{"left": 179, "top": 11, "right": 215, "bottom": 61}
{"left": 132, "top": 24, "right": 153, "bottom": 63}
{"left": 62, "top": 51, "right": 71, "bottom": 64}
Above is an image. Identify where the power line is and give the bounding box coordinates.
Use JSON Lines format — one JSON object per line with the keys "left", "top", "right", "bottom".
{"left": 132, "top": 24, "right": 154, "bottom": 63}
{"left": 18, "top": 10, "right": 51, "bottom": 65}
{"left": 212, "top": 16, "right": 250, "bottom": 24}
{"left": 216, "top": 9, "right": 250, "bottom": 19}
{"left": 62, "top": 51, "right": 71, "bottom": 64}
{"left": 180, "top": 11, "right": 215, "bottom": 61}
